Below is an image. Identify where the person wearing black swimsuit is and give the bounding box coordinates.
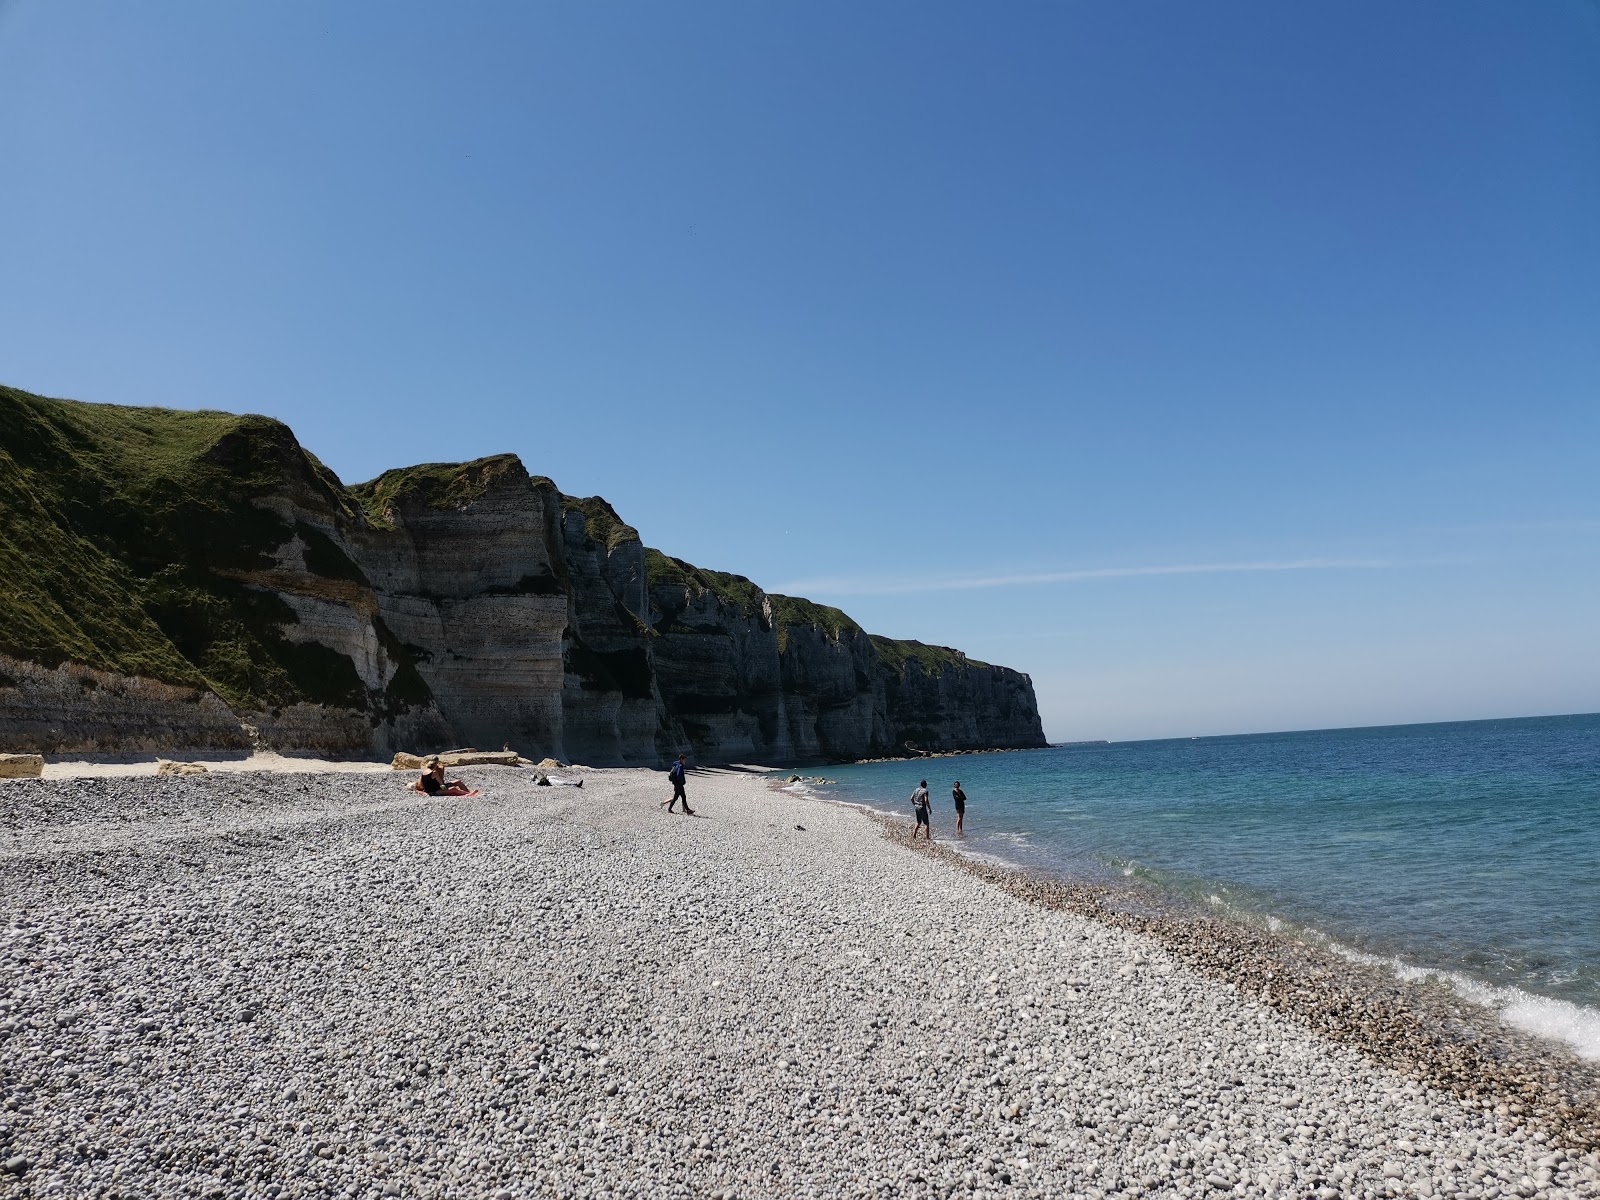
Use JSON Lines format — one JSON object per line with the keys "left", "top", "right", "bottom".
{"left": 412, "top": 759, "right": 474, "bottom": 797}
{"left": 952, "top": 781, "right": 967, "bottom": 834}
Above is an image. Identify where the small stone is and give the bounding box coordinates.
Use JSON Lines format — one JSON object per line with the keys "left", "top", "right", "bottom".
{"left": 3, "top": 1157, "right": 30, "bottom": 1176}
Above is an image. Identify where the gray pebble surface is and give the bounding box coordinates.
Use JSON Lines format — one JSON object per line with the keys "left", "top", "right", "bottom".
{"left": 1, "top": 768, "right": 1596, "bottom": 1199}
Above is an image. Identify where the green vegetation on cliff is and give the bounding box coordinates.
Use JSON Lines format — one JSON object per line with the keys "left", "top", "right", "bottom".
{"left": 351, "top": 454, "right": 526, "bottom": 528}
{"left": 563, "top": 494, "right": 639, "bottom": 552}
{"left": 0, "top": 385, "right": 374, "bottom": 711}
{"left": 644, "top": 548, "right": 766, "bottom": 619}
{"left": 869, "top": 635, "right": 989, "bottom": 675}
{"left": 769, "top": 594, "right": 862, "bottom": 653}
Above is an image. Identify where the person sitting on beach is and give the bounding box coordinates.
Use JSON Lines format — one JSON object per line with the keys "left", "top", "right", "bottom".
{"left": 410, "top": 758, "right": 478, "bottom": 798}
{"left": 952, "top": 780, "right": 967, "bottom": 834}
{"left": 910, "top": 779, "right": 932, "bottom": 840}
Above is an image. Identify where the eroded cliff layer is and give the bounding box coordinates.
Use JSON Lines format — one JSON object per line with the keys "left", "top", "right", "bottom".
{"left": 0, "top": 385, "right": 1046, "bottom": 762}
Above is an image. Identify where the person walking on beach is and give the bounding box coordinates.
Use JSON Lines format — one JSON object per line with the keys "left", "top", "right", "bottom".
{"left": 952, "top": 780, "right": 967, "bottom": 834}
{"left": 910, "top": 779, "right": 932, "bottom": 840}
{"left": 663, "top": 753, "right": 696, "bottom": 815}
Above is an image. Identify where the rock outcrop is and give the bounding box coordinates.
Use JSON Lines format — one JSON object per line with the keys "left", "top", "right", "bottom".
{"left": 0, "top": 385, "right": 1046, "bottom": 763}
{"left": 0, "top": 753, "right": 44, "bottom": 779}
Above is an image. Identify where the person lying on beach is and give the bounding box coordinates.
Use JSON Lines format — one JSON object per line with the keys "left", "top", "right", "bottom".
{"left": 910, "top": 779, "right": 932, "bottom": 840}
{"left": 535, "top": 773, "right": 584, "bottom": 788}
{"left": 409, "top": 759, "right": 479, "bottom": 798}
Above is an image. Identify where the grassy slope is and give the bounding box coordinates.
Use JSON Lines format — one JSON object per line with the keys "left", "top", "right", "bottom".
{"left": 0, "top": 385, "right": 369, "bottom": 710}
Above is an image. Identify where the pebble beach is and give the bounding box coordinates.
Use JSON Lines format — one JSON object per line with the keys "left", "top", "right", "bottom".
{"left": 2, "top": 766, "right": 1597, "bottom": 1199}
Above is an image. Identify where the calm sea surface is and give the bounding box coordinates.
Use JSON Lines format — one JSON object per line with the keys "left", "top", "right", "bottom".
{"left": 797, "top": 713, "right": 1600, "bottom": 1056}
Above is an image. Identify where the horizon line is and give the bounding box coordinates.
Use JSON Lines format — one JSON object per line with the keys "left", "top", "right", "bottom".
{"left": 1053, "top": 707, "right": 1600, "bottom": 748}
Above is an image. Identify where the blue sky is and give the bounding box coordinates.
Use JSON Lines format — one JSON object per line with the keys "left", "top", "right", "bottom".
{"left": 2, "top": 1, "right": 1597, "bottom": 741}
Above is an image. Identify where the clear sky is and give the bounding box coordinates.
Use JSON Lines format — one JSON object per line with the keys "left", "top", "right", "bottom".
{"left": 3, "top": 1, "right": 1597, "bottom": 742}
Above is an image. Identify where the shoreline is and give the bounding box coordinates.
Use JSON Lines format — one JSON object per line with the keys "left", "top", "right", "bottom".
{"left": 777, "top": 776, "right": 1600, "bottom": 1153}
{"left": 3, "top": 765, "right": 1598, "bottom": 1197}
{"left": 868, "top": 809, "right": 1600, "bottom": 1156}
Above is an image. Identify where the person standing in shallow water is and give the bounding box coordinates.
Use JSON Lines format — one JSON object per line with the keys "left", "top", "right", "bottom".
{"left": 663, "top": 753, "right": 695, "bottom": 815}
{"left": 952, "top": 780, "right": 967, "bottom": 835}
{"left": 910, "top": 779, "right": 932, "bottom": 840}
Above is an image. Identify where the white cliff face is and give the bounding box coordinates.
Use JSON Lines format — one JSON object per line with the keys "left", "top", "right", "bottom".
{"left": 356, "top": 464, "right": 571, "bottom": 757}
{"left": 775, "top": 623, "right": 889, "bottom": 760}
{"left": 647, "top": 583, "right": 790, "bottom": 764}
{"left": 0, "top": 407, "right": 1045, "bottom": 762}
{"left": 557, "top": 508, "right": 661, "bottom": 765}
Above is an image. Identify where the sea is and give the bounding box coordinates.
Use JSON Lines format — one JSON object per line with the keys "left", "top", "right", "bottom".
{"left": 789, "top": 712, "right": 1600, "bottom": 1061}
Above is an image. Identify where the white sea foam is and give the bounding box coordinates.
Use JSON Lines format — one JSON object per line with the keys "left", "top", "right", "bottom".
{"left": 1326, "top": 942, "right": 1600, "bottom": 1062}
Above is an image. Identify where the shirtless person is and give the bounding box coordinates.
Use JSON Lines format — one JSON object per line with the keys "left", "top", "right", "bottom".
{"left": 410, "top": 758, "right": 478, "bottom": 798}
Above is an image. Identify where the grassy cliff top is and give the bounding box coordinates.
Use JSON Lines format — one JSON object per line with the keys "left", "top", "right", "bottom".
{"left": 769, "top": 594, "right": 862, "bottom": 639}
{"left": 869, "top": 635, "right": 990, "bottom": 675}
{"left": 562, "top": 494, "right": 640, "bottom": 552}
{"left": 644, "top": 548, "right": 766, "bottom": 618}
{"left": 351, "top": 454, "right": 527, "bottom": 527}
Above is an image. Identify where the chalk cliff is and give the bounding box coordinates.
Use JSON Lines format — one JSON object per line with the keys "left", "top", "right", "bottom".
{"left": 0, "top": 385, "right": 1046, "bottom": 762}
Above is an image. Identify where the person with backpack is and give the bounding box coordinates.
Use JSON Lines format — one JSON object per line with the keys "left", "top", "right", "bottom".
{"left": 663, "top": 753, "right": 695, "bottom": 815}
{"left": 910, "top": 779, "right": 932, "bottom": 839}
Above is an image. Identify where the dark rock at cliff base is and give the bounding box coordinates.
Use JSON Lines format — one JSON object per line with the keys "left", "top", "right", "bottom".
{"left": 0, "top": 384, "right": 1047, "bottom": 763}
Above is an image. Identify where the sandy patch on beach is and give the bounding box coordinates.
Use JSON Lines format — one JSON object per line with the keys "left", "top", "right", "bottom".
{"left": 40, "top": 751, "right": 400, "bottom": 780}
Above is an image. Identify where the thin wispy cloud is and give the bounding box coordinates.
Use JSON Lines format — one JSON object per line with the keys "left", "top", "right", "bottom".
{"left": 774, "top": 558, "right": 1397, "bottom": 598}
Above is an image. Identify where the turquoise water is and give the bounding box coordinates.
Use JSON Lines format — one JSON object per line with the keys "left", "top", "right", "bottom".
{"left": 799, "top": 713, "right": 1600, "bottom": 1056}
